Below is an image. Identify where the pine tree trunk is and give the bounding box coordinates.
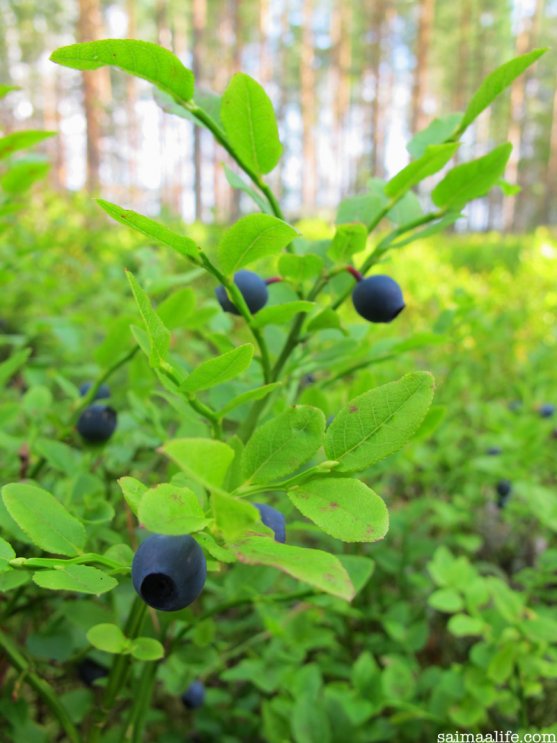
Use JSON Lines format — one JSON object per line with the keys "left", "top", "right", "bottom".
{"left": 126, "top": 0, "right": 138, "bottom": 195}
{"left": 410, "top": 0, "right": 435, "bottom": 135}
{"left": 192, "top": 0, "right": 206, "bottom": 221}
{"left": 300, "top": 0, "right": 317, "bottom": 212}
{"left": 77, "top": 0, "right": 105, "bottom": 193}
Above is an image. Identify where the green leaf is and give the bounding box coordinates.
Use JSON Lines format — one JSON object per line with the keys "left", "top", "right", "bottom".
{"left": 181, "top": 344, "right": 253, "bottom": 393}
{"left": 126, "top": 271, "right": 170, "bottom": 368}
{"left": 458, "top": 49, "right": 547, "bottom": 133}
{"left": 407, "top": 113, "right": 462, "bottom": 158}
{"left": 138, "top": 484, "right": 208, "bottom": 535}
{"left": 217, "top": 214, "right": 297, "bottom": 275}
{"left": 221, "top": 72, "right": 282, "bottom": 174}
{"left": 161, "top": 438, "right": 235, "bottom": 488}
{"left": 154, "top": 88, "right": 221, "bottom": 127}
{"left": 117, "top": 477, "right": 147, "bottom": 516}
{"left": 98, "top": 200, "right": 199, "bottom": 261}
{"left": 385, "top": 144, "right": 459, "bottom": 200}
{"left": 87, "top": 623, "right": 129, "bottom": 653}
{"left": 306, "top": 308, "right": 342, "bottom": 333}
{"left": 447, "top": 614, "right": 486, "bottom": 637}
{"left": 0, "top": 538, "right": 15, "bottom": 573}
{"left": 252, "top": 301, "right": 314, "bottom": 328}
{"left": 328, "top": 223, "right": 368, "bottom": 262}
{"left": 0, "top": 131, "right": 55, "bottom": 160}
{"left": 0, "top": 348, "right": 31, "bottom": 389}
{"left": 432, "top": 143, "right": 512, "bottom": 210}
{"left": 0, "top": 159, "right": 50, "bottom": 194}
{"left": 278, "top": 254, "right": 323, "bottom": 283}
{"left": 336, "top": 193, "right": 387, "bottom": 225}
{"left": 338, "top": 555, "right": 375, "bottom": 595}
{"left": 212, "top": 491, "right": 264, "bottom": 541}
{"left": 194, "top": 532, "right": 236, "bottom": 564}
{"left": 231, "top": 537, "right": 355, "bottom": 601}
{"left": 157, "top": 287, "right": 196, "bottom": 329}
{"left": 34, "top": 439, "right": 81, "bottom": 476}
{"left": 216, "top": 383, "right": 281, "bottom": 418}
{"left": 33, "top": 565, "right": 117, "bottom": 594}
{"left": 389, "top": 211, "right": 463, "bottom": 249}
{"left": 241, "top": 406, "right": 326, "bottom": 484}
{"left": 130, "top": 637, "right": 165, "bottom": 661}
{"left": 51, "top": 39, "right": 194, "bottom": 102}
{"left": 289, "top": 477, "right": 388, "bottom": 543}
{"left": 487, "top": 643, "right": 516, "bottom": 684}
{"left": 428, "top": 588, "right": 464, "bottom": 613}
{"left": 324, "top": 372, "right": 434, "bottom": 473}
{"left": 224, "top": 165, "right": 272, "bottom": 213}
{"left": 2, "top": 483, "right": 86, "bottom": 557}
{"left": 0, "top": 84, "right": 19, "bottom": 100}
{"left": 387, "top": 191, "right": 423, "bottom": 225}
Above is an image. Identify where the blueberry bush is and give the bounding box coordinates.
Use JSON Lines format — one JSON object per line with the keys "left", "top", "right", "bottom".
{"left": 1, "top": 42, "right": 556, "bottom": 742}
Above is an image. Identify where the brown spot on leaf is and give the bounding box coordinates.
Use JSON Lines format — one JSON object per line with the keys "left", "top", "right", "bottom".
{"left": 349, "top": 405, "right": 358, "bottom": 413}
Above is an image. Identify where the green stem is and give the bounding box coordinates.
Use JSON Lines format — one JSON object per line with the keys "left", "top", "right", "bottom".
{"left": 199, "top": 253, "right": 272, "bottom": 383}
{"left": 0, "top": 627, "right": 81, "bottom": 743}
{"left": 28, "top": 345, "right": 139, "bottom": 481}
{"left": 185, "top": 102, "right": 284, "bottom": 221}
{"left": 9, "top": 554, "right": 129, "bottom": 573}
{"left": 87, "top": 599, "right": 147, "bottom": 743}
{"left": 122, "top": 661, "right": 158, "bottom": 743}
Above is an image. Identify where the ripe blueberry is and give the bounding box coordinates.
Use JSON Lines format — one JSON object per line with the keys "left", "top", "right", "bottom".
{"left": 486, "top": 447, "right": 502, "bottom": 456}
{"left": 131, "top": 534, "right": 206, "bottom": 612}
{"left": 77, "top": 658, "right": 108, "bottom": 687}
{"left": 79, "top": 382, "right": 111, "bottom": 400}
{"left": 215, "top": 270, "right": 268, "bottom": 315}
{"left": 496, "top": 480, "right": 512, "bottom": 509}
{"left": 76, "top": 405, "right": 117, "bottom": 443}
{"left": 181, "top": 680, "right": 205, "bottom": 710}
{"left": 352, "top": 275, "right": 405, "bottom": 323}
{"left": 539, "top": 404, "right": 555, "bottom": 419}
{"left": 254, "top": 503, "right": 286, "bottom": 543}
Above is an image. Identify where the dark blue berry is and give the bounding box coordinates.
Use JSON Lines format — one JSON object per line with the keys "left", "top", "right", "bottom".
{"left": 539, "top": 404, "right": 555, "bottom": 419}
{"left": 79, "top": 382, "right": 111, "bottom": 400}
{"left": 255, "top": 503, "right": 286, "bottom": 543}
{"left": 352, "top": 275, "right": 405, "bottom": 323}
{"left": 131, "top": 534, "right": 206, "bottom": 612}
{"left": 215, "top": 270, "right": 268, "bottom": 315}
{"left": 77, "top": 658, "right": 108, "bottom": 687}
{"left": 76, "top": 405, "right": 117, "bottom": 443}
{"left": 486, "top": 447, "right": 502, "bottom": 456}
{"left": 181, "top": 680, "right": 205, "bottom": 709}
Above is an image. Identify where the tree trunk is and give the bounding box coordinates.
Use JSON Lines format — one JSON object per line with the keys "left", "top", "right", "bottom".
{"left": 126, "top": 0, "right": 138, "bottom": 195}
{"left": 369, "top": 0, "right": 386, "bottom": 178}
{"left": 192, "top": 0, "right": 206, "bottom": 221}
{"left": 77, "top": 0, "right": 105, "bottom": 193}
{"left": 410, "top": 0, "right": 435, "bottom": 135}
{"left": 300, "top": 0, "right": 317, "bottom": 212}
{"left": 502, "top": 0, "right": 544, "bottom": 232}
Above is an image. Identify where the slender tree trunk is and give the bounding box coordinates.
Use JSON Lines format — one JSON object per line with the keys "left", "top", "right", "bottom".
{"left": 192, "top": 0, "right": 206, "bottom": 221}
{"left": 229, "top": 0, "right": 243, "bottom": 219}
{"left": 276, "top": 1, "right": 290, "bottom": 202}
{"left": 544, "top": 85, "right": 557, "bottom": 224}
{"left": 77, "top": 0, "right": 105, "bottom": 192}
{"left": 410, "top": 0, "right": 435, "bottom": 135}
{"left": 300, "top": 0, "right": 317, "bottom": 211}
{"left": 330, "top": 0, "right": 353, "bottom": 198}
{"left": 126, "top": 0, "right": 138, "bottom": 195}
{"left": 502, "top": 0, "right": 544, "bottom": 232}
{"left": 259, "top": 0, "right": 271, "bottom": 87}
{"left": 369, "top": 0, "right": 386, "bottom": 178}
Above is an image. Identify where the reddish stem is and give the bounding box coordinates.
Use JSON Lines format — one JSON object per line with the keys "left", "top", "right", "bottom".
{"left": 265, "top": 277, "right": 283, "bottom": 285}
{"left": 345, "top": 265, "right": 363, "bottom": 282}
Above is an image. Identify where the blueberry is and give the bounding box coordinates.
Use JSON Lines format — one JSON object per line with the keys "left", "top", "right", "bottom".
{"left": 254, "top": 503, "right": 286, "bottom": 543}
{"left": 352, "top": 275, "right": 405, "bottom": 323}
{"left": 215, "top": 270, "right": 268, "bottom": 315}
{"left": 496, "top": 480, "right": 512, "bottom": 509}
{"left": 131, "top": 534, "right": 206, "bottom": 612}
{"left": 486, "top": 447, "right": 502, "bottom": 456}
{"left": 181, "top": 680, "right": 205, "bottom": 710}
{"left": 76, "top": 405, "right": 117, "bottom": 443}
{"left": 76, "top": 658, "right": 108, "bottom": 687}
{"left": 539, "top": 404, "right": 555, "bottom": 419}
{"left": 79, "top": 382, "right": 111, "bottom": 400}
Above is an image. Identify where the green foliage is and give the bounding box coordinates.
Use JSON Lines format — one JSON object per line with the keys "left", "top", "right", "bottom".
{"left": 0, "top": 42, "right": 551, "bottom": 743}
